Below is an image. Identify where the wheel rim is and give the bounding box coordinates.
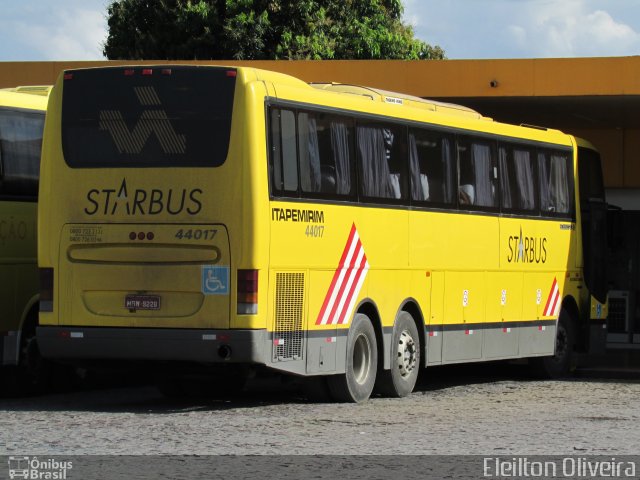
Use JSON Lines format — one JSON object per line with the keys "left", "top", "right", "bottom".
{"left": 396, "top": 330, "right": 417, "bottom": 378}
{"left": 352, "top": 333, "right": 372, "bottom": 385}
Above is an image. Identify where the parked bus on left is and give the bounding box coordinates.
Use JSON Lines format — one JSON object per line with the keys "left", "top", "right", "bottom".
{"left": 0, "top": 86, "right": 51, "bottom": 394}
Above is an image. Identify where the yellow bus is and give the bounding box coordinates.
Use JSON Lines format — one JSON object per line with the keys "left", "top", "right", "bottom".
{"left": 0, "top": 86, "right": 50, "bottom": 393}
{"left": 37, "top": 66, "right": 607, "bottom": 402}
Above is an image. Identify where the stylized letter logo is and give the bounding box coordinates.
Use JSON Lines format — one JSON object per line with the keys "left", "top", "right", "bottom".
{"left": 99, "top": 86, "right": 186, "bottom": 154}
{"left": 517, "top": 225, "right": 524, "bottom": 262}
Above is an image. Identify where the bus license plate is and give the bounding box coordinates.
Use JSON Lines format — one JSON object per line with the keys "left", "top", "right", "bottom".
{"left": 125, "top": 294, "right": 161, "bottom": 310}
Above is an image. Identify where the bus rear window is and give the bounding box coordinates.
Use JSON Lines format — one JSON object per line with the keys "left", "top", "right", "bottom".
{"left": 61, "top": 66, "right": 236, "bottom": 168}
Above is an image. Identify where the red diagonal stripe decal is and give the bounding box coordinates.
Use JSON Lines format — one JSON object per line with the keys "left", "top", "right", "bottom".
{"left": 335, "top": 247, "right": 369, "bottom": 325}
{"left": 316, "top": 224, "right": 369, "bottom": 326}
{"left": 543, "top": 277, "right": 559, "bottom": 317}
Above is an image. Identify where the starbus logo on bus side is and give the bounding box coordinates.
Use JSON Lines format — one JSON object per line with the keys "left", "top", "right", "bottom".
{"left": 84, "top": 179, "right": 203, "bottom": 216}
{"left": 506, "top": 226, "right": 548, "bottom": 264}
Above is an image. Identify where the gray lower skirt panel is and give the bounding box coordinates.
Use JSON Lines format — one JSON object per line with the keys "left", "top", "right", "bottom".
{"left": 37, "top": 326, "right": 268, "bottom": 365}
{"left": 426, "top": 320, "right": 557, "bottom": 366}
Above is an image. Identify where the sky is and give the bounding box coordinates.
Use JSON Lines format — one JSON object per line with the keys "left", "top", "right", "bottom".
{"left": 0, "top": 0, "right": 639, "bottom": 61}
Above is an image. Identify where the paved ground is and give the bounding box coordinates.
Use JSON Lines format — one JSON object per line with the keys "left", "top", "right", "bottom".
{"left": 2, "top": 364, "right": 640, "bottom": 456}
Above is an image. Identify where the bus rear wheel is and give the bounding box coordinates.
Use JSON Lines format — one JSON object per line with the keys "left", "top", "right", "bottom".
{"left": 375, "top": 311, "right": 421, "bottom": 397}
{"left": 531, "top": 307, "right": 575, "bottom": 379}
{"left": 327, "top": 313, "right": 377, "bottom": 403}
{"left": 6, "top": 314, "right": 54, "bottom": 395}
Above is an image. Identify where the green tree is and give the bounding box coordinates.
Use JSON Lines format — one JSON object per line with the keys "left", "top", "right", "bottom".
{"left": 103, "top": 0, "right": 445, "bottom": 60}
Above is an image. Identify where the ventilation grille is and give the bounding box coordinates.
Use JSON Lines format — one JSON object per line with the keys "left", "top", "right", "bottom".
{"left": 273, "top": 272, "right": 305, "bottom": 361}
{"left": 608, "top": 293, "right": 629, "bottom": 334}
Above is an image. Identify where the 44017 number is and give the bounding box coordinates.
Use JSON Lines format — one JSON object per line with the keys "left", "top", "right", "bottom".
{"left": 175, "top": 228, "right": 217, "bottom": 240}
{"left": 305, "top": 225, "right": 324, "bottom": 238}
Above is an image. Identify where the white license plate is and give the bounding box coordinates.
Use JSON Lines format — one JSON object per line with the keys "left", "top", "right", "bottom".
{"left": 125, "top": 295, "right": 161, "bottom": 310}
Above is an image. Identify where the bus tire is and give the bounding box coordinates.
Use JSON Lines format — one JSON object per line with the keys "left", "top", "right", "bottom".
{"left": 531, "top": 307, "right": 575, "bottom": 379}
{"left": 11, "top": 313, "right": 53, "bottom": 395}
{"left": 327, "top": 313, "right": 377, "bottom": 403}
{"left": 375, "top": 311, "right": 420, "bottom": 398}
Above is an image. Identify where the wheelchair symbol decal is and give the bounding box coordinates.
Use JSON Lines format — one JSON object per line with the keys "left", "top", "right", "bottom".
{"left": 202, "top": 266, "right": 229, "bottom": 295}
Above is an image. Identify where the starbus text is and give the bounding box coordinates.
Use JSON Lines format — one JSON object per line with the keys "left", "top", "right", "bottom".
{"left": 507, "top": 235, "right": 548, "bottom": 263}
{"left": 84, "top": 187, "right": 202, "bottom": 216}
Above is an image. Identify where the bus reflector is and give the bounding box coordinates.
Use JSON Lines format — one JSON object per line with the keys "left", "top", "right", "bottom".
{"left": 237, "top": 269, "right": 258, "bottom": 315}
{"left": 161, "top": 69, "right": 172, "bottom": 76}
{"left": 40, "top": 268, "right": 54, "bottom": 312}
{"left": 124, "top": 69, "right": 135, "bottom": 76}
{"left": 64, "top": 73, "right": 73, "bottom": 80}
{"left": 142, "top": 69, "right": 153, "bottom": 76}
{"left": 226, "top": 70, "right": 237, "bottom": 77}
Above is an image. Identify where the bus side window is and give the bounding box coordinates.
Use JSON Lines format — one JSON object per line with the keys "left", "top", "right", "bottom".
{"left": 269, "top": 108, "right": 298, "bottom": 196}
{"left": 500, "top": 144, "right": 538, "bottom": 213}
{"left": 539, "top": 150, "right": 573, "bottom": 215}
{"left": 356, "top": 122, "right": 407, "bottom": 201}
{"left": 280, "top": 110, "right": 298, "bottom": 193}
{"left": 513, "top": 148, "right": 537, "bottom": 211}
{"left": 269, "top": 108, "right": 283, "bottom": 194}
{"left": 299, "top": 111, "right": 354, "bottom": 197}
{"left": 298, "top": 112, "right": 321, "bottom": 194}
{"left": 327, "top": 118, "right": 354, "bottom": 197}
{"left": 408, "top": 127, "right": 455, "bottom": 205}
{"left": 0, "top": 110, "right": 43, "bottom": 197}
{"left": 458, "top": 137, "right": 497, "bottom": 208}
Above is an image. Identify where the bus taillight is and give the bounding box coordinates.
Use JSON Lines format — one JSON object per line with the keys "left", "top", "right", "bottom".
{"left": 237, "top": 269, "right": 258, "bottom": 315}
{"left": 40, "top": 268, "right": 54, "bottom": 312}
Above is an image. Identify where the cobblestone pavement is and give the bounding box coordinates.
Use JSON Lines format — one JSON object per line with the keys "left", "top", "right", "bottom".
{"left": 2, "top": 366, "right": 640, "bottom": 456}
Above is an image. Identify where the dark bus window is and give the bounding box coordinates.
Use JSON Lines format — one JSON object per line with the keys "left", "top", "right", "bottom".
{"left": 270, "top": 108, "right": 283, "bottom": 193}
{"left": 356, "top": 122, "right": 407, "bottom": 201}
{"left": 578, "top": 146, "right": 605, "bottom": 203}
{"left": 269, "top": 108, "right": 298, "bottom": 195}
{"left": 457, "top": 136, "right": 498, "bottom": 209}
{"left": 298, "top": 111, "right": 354, "bottom": 197}
{"left": 280, "top": 110, "right": 298, "bottom": 192}
{"left": 0, "top": 109, "right": 44, "bottom": 197}
{"left": 62, "top": 66, "right": 236, "bottom": 168}
{"left": 499, "top": 144, "right": 538, "bottom": 213}
{"left": 538, "top": 150, "right": 574, "bottom": 216}
{"left": 408, "top": 127, "right": 455, "bottom": 206}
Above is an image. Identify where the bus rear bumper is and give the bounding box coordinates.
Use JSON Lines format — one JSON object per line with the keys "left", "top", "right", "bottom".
{"left": 36, "top": 326, "right": 268, "bottom": 365}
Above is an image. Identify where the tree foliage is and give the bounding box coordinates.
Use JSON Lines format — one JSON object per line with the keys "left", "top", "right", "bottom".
{"left": 103, "top": 0, "right": 445, "bottom": 60}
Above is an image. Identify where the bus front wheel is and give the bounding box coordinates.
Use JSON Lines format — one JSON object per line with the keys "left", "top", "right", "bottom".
{"left": 328, "top": 313, "right": 377, "bottom": 403}
{"left": 531, "top": 307, "right": 575, "bottom": 378}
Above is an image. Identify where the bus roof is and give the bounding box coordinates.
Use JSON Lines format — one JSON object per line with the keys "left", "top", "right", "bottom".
{"left": 310, "top": 83, "right": 485, "bottom": 120}
{"left": 0, "top": 86, "right": 50, "bottom": 111}
{"left": 56, "top": 65, "right": 572, "bottom": 146}
{"left": 575, "top": 136, "right": 598, "bottom": 151}
{"left": 244, "top": 67, "right": 569, "bottom": 143}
